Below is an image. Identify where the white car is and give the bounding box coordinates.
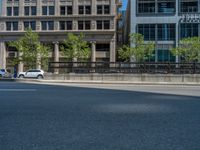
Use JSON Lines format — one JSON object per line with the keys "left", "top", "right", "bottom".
{"left": 18, "top": 69, "right": 44, "bottom": 79}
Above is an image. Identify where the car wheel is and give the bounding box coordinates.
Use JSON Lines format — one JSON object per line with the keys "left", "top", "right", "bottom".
{"left": 19, "top": 75, "right": 25, "bottom": 78}
{"left": 37, "top": 75, "right": 43, "bottom": 79}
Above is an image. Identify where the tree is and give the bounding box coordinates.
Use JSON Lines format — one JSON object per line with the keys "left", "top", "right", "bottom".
{"left": 60, "top": 33, "right": 90, "bottom": 61}
{"left": 8, "top": 28, "right": 50, "bottom": 69}
{"left": 171, "top": 37, "right": 200, "bottom": 62}
{"left": 118, "top": 33, "right": 154, "bottom": 62}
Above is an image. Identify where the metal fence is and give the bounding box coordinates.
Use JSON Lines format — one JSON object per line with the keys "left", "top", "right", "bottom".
{"left": 48, "top": 62, "right": 200, "bottom": 74}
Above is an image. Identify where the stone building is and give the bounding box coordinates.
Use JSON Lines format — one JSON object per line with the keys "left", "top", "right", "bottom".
{"left": 0, "top": 0, "right": 121, "bottom": 72}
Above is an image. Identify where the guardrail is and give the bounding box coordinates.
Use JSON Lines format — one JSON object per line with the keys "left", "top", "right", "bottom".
{"left": 48, "top": 62, "right": 200, "bottom": 74}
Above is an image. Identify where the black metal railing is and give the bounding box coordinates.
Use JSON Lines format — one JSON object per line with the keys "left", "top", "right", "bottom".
{"left": 48, "top": 62, "right": 200, "bottom": 74}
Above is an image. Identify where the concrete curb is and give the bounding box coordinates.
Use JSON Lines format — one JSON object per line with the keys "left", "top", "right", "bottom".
{"left": 15, "top": 79, "right": 200, "bottom": 86}
{"left": 0, "top": 78, "right": 16, "bottom": 82}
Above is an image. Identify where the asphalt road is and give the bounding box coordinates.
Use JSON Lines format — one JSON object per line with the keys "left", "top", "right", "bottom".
{"left": 0, "top": 82, "right": 200, "bottom": 150}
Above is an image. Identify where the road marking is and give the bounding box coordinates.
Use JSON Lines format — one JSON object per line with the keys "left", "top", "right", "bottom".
{"left": 0, "top": 89, "right": 37, "bottom": 92}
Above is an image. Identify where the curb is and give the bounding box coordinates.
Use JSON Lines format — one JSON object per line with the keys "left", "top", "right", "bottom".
{"left": 15, "top": 79, "right": 200, "bottom": 86}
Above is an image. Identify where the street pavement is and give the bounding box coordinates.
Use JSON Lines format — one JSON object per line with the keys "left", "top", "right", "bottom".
{"left": 0, "top": 81, "right": 200, "bottom": 150}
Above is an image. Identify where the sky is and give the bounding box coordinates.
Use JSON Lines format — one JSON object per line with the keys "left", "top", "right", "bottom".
{"left": 122, "top": 0, "right": 128, "bottom": 10}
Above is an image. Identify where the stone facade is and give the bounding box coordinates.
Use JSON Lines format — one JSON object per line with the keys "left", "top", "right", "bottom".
{"left": 0, "top": 0, "right": 118, "bottom": 72}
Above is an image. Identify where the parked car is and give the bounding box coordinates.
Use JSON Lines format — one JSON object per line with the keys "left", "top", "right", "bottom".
{"left": 0, "top": 69, "right": 6, "bottom": 78}
{"left": 18, "top": 69, "right": 44, "bottom": 79}
{"left": 0, "top": 69, "right": 13, "bottom": 78}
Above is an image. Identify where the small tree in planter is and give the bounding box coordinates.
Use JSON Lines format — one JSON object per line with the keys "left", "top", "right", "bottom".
{"left": 61, "top": 33, "right": 91, "bottom": 63}
{"left": 171, "top": 37, "right": 200, "bottom": 63}
{"left": 9, "top": 28, "right": 50, "bottom": 70}
{"left": 118, "top": 33, "right": 154, "bottom": 62}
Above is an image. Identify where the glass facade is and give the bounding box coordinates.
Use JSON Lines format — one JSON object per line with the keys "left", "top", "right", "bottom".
{"left": 137, "top": 0, "right": 175, "bottom": 14}
{"left": 180, "top": 24, "right": 198, "bottom": 39}
{"left": 180, "top": 0, "right": 198, "bottom": 13}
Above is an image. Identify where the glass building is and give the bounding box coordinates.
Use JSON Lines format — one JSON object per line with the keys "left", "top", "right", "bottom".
{"left": 125, "top": 0, "right": 200, "bottom": 63}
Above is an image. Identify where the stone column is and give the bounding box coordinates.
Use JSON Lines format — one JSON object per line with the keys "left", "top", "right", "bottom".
{"left": 175, "top": 23, "right": 179, "bottom": 63}
{"left": 0, "top": 41, "right": 6, "bottom": 69}
{"left": 92, "top": 0, "right": 96, "bottom": 15}
{"left": 36, "top": 53, "right": 41, "bottom": 70}
{"left": 110, "top": 38, "right": 116, "bottom": 63}
{"left": 1, "top": 0, "right": 6, "bottom": 16}
{"left": 37, "top": 0, "right": 42, "bottom": 16}
{"left": 18, "top": 52, "right": 24, "bottom": 72}
{"left": 19, "top": 0, "right": 23, "bottom": 16}
{"left": 110, "top": 0, "right": 116, "bottom": 15}
{"left": 55, "top": 0, "right": 60, "bottom": 16}
{"left": 53, "top": 42, "right": 59, "bottom": 74}
{"left": 91, "top": 41, "right": 96, "bottom": 62}
{"left": 73, "top": 0, "right": 78, "bottom": 15}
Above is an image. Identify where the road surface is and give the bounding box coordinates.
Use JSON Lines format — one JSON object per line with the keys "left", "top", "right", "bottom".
{"left": 0, "top": 82, "right": 200, "bottom": 150}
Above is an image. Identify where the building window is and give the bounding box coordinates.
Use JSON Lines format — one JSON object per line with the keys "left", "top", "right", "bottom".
{"left": 60, "top": 21, "right": 65, "bottom": 30}
{"left": 157, "top": 49, "right": 175, "bottom": 62}
{"left": 97, "top": 21, "right": 103, "bottom": 29}
{"left": 42, "top": 6, "right": 47, "bottom": 15}
{"left": 42, "top": 6, "right": 54, "bottom": 15}
{"left": 6, "top": 22, "right": 12, "bottom": 31}
{"left": 96, "top": 44, "right": 110, "bottom": 51}
{"left": 60, "top": 6, "right": 73, "bottom": 15}
{"left": 66, "top": 21, "right": 72, "bottom": 30}
{"left": 157, "top": 24, "right": 175, "bottom": 41}
{"left": 6, "top": 21, "right": 18, "bottom": 31}
{"left": 24, "top": 6, "right": 36, "bottom": 16}
{"left": 97, "top": 5, "right": 110, "bottom": 14}
{"left": 78, "top": 21, "right": 84, "bottom": 30}
{"left": 97, "top": 5, "right": 103, "bottom": 14}
{"left": 104, "top": 5, "right": 110, "bottom": 14}
{"left": 7, "top": 7, "right": 12, "bottom": 16}
{"left": 24, "top": 6, "right": 29, "bottom": 16}
{"left": 97, "top": 20, "right": 110, "bottom": 30}
{"left": 78, "top": 21, "right": 91, "bottom": 30}
{"left": 85, "top": 21, "right": 91, "bottom": 30}
{"left": 31, "top": 6, "right": 36, "bottom": 15}
{"left": 41, "top": 21, "right": 54, "bottom": 30}
{"left": 48, "top": 21, "right": 54, "bottom": 30}
{"left": 180, "top": 0, "right": 198, "bottom": 13}
{"left": 13, "top": 7, "right": 19, "bottom": 16}
{"left": 138, "top": 0, "right": 155, "bottom": 13}
{"left": 137, "top": 0, "right": 175, "bottom": 14}
{"left": 158, "top": 0, "right": 175, "bottom": 13}
{"left": 49, "top": 6, "right": 55, "bottom": 15}
{"left": 180, "top": 23, "right": 198, "bottom": 39}
{"left": 24, "top": 21, "right": 36, "bottom": 30}
{"left": 79, "top": 5, "right": 91, "bottom": 15}
{"left": 59, "top": 21, "right": 72, "bottom": 30}
{"left": 138, "top": 24, "right": 156, "bottom": 41}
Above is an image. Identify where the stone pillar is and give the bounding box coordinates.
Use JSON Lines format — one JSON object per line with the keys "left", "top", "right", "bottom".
{"left": 73, "top": 0, "right": 78, "bottom": 15}
{"left": 55, "top": 0, "right": 60, "bottom": 16}
{"left": 2, "top": 0, "right": 6, "bottom": 16}
{"left": 110, "top": 0, "right": 115, "bottom": 15}
{"left": 18, "top": 52, "right": 24, "bottom": 72}
{"left": 110, "top": 38, "right": 116, "bottom": 63}
{"left": 0, "top": 41, "right": 6, "bottom": 69}
{"left": 37, "top": 0, "right": 42, "bottom": 16}
{"left": 92, "top": 0, "right": 96, "bottom": 15}
{"left": 53, "top": 42, "right": 59, "bottom": 74}
{"left": 91, "top": 42, "right": 96, "bottom": 62}
{"left": 175, "top": 23, "right": 179, "bottom": 63}
{"left": 19, "top": 0, "right": 23, "bottom": 16}
{"left": 36, "top": 53, "right": 41, "bottom": 70}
